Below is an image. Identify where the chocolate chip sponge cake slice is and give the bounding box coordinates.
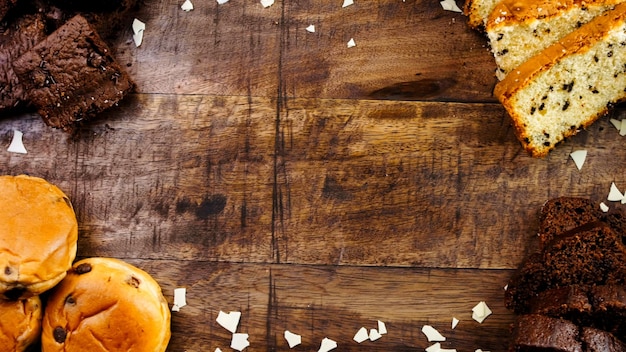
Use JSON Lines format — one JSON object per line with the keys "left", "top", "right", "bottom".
{"left": 487, "top": 0, "right": 624, "bottom": 80}
{"left": 494, "top": 2, "right": 626, "bottom": 157}
{"left": 464, "top": 0, "right": 501, "bottom": 29}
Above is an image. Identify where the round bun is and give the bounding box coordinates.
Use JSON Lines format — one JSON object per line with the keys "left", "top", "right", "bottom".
{"left": 41, "top": 257, "right": 171, "bottom": 352}
{"left": 0, "top": 175, "right": 78, "bottom": 299}
{"left": 0, "top": 296, "right": 43, "bottom": 351}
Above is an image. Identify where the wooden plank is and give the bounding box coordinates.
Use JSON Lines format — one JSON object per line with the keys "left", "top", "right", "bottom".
{"left": 3, "top": 95, "right": 626, "bottom": 270}
{"left": 129, "top": 259, "right": 515, "bottom": 352}
{"left": 111, "top": 0, "right": 497, "bottom": 102}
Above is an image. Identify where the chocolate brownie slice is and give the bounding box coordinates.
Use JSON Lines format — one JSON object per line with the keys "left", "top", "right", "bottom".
{"left": 0, "top": 14, "right": 46, "bottom": 112}
{"left": 509, "top": 314, "right": 582, "bottom": 352}
{"left": 12, "top": 14, "right": 133, "bottom": 131}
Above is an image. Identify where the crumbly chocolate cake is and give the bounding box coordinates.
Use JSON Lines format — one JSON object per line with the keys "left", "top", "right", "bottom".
{"left": 0, "top": 13, "right": 46, "bottom": 112}
{"left": 12, "top": 14, "right": 134, "bottom": 131}
{"left": 538, "top": 198, "right": 603, "bottom": 248}
{"left": 509, "top": 314, "right": 583, "bottom": 352}
{"left": 505, "top": 223, "right": 626, "bottom": 314}
{"left": 529, "top": 285, "right": 592, "bottom": 324}
{"left": 581, "top": 327, "right": 626, "bottom": 352}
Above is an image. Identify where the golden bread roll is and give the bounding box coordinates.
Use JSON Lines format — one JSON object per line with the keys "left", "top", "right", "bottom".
{"left": 0, "top": 296, "right": 43, "bottom": 351}
{"left": 41, "top": 257, "right": 171, "bottom": 352}
{"left": 0, "top": 175, "right": 78, "bottom": 299}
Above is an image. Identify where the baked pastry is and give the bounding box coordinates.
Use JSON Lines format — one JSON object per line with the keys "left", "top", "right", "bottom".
{"left": 486, "top": 0, "right": 623, "bottom": 80}
{"left": 0, "top": 14, "right": 47, "bottom": 112}
{"left": 581, "top": 327, "right": 626, "bottom": 352}
{"left": 509, "top": 314, "right": 583, "bottom": 352}
{"left": 505, "top": 223, "right": 626, "bottom": 314}
{"left": 0, "top": 175, "right": 78, "bottom": 300}
{"left": 41, "top": 257, "right": 171, "bottom": 352}
{"left": 464, "top": 0, "right": 501, "bottom": 29}
{"left": 494, "top": 2, "right": 626, "bottom": 157}
{"left": 0, "top": 296, "right": 42, "bottom": 352}
{"left": 12, "top": 14, "right": 134, "bottom": 132}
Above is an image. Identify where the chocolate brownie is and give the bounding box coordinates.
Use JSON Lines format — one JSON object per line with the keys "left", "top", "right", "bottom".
{"left": 12, "top": 14, "right": 134, "bottom": 132}
{"left": 581, "top": 327, "right": 626, "bottom": 352}
{"left": 505, "top": 224, "right": 626, "bottom": 314}
{"left": 509, "top": 314, "right": 582, "bottom": 352}
{"left": 0, "top": 13, "right": 46, "bottom": 112}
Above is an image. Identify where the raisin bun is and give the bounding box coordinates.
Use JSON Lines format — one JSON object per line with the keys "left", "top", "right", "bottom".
{"left": 41, "top": 257, "right": 171, "bottom": 352}
{"left": 0, "top": 296, "right": 43, "bottom": 351}
{"left": 0, "top": 175, "right": 78, "bottom": 300}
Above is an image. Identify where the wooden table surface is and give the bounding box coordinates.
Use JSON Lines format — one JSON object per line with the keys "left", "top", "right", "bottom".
{"left": 3, "top": 0, "right": 626, "bottom": 351}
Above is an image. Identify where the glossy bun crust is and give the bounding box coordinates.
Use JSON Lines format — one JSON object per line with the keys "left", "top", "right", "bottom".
{"left": 41, "top": 257, "right": 171, "bottom": 352}
{"left": 0, "top": 296, "right": 43, "bottom": 351}
{"left": 0, "top": 175, "right": 78, "bottom": 300}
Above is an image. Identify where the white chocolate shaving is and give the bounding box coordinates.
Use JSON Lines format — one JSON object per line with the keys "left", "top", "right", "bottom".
{"left": 284, "top": 330, "right": 301, "bottom": 348}
{"left": 7, "top": 130, "right": 27, "bottom": 154}
{"left": 230, "top": 333, "right": 250, "bottom": 351}
{"left": 261, "top": 0, "right": 274, "bottom": 7}
{"left": 317, "top": 337, "right": 337, "bottom": 352}
{"left": 600, "top": 202, "right": 610, "bottom": 213}
{"left": 132, "top": 18, "right": 145, "bottom": 47}
{"left": 306, "top": 24, "right": 316, "bottom": 33}
{"left": 451, "top": 317, "right": 459, "bottom": 329}
{"left": 342, "top": 0, "right": 354, "bottom": 7}
{"left": 171, "top": 287, "right": 187, "bottom": 312}
{"left": 569, "top": 150, "right": 587, "bottom": 171}
{"left": 369, "top": 328, "right": 382, "bottom": 341}
{"left": 422, "top": 325, "right": 446, "bottom": 342}
{"left": 608, "top": 182, "right": 624, "bottom": 202}
{"left": 181, "top": 0, "right": 193, "bottom": 11}
{"left": 378, "top": 320, "right": 387, "bottom": 334}
{"left": 216, "top": 311, "right": 241, "bottom": 333}
{"left": 353, "top": 327, "right": 368, "bottom": 343}
{"left": 440, "top": 0, "right": 462, "bottom": 12}
{"left": 347, "top": 38, "right": 356, "bottom": 48}
{"left": 472, "top": 301, "right": 492, "bottom": 323}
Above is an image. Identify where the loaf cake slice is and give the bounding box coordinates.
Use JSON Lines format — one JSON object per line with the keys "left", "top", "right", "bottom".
{"left": 494, "top": 2, "right": 626, "bottom": 157}
{"left": 487, "top": 0, "right": 625, "bottom": 80}
{"left": 509, "top": 314, "right": 583, "bottom": 352}
{"left": 464, "top": 0, "right": 501, "bottom": 29}
{"left": 537, "top": 198, "right": 603, "bottom": 249}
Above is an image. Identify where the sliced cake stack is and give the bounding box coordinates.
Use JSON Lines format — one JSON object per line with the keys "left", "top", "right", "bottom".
{"left": 465, "top": 0, "right": 626, "bottom": 157}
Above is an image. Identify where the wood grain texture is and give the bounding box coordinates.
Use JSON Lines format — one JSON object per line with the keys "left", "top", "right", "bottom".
{"left": 2, "top": 0, "right": 626, "bottom": 350}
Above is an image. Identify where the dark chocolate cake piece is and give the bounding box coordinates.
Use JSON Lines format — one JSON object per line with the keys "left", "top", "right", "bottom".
{"left": 12, "top": 14, "right": 134, "bottom": 132}
{"left": 529, "top": 285, "right": 592, "bottom": 324}
{"left": 581, "top": 327, "right": 626, "bottom": 352}
{"left": 509, "top": 314, "right": 582, "bottom": 352}
{"left": 538, "top": 198, "right": 603, "bottom": 249}
{"left": 0, "top": 13, "right": 46, "bottom": 112}
{"left": 505, "top": 224, "right": 626, "bottom": 314}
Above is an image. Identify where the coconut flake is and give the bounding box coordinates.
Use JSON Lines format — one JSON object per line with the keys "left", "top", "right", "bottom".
{"left": 440, "top": 0, "right": 462, "bottom": 12}
{"left": 600, "top": 202, "right": 610, "bottom": 212}
{"left": 569, "top": 150, "right": 587, "bottom": 171}
{"left": 7, "top": 130, "right": 27, "bottom": 154}
{"left": 216, "top": 311, "right": 241, "bottom": 333}
{"left": 306, "top": 24, "right": 316, "bottom": 33}
{"left": 284, "top": 330, "right": 301, "bottom": 348}
{"left": 472, "top": 301, "right": 492, "bottom": 323}
{"left": 317, "top": 337, "right": 337, "bottom": 352}
{"left": 181, "top": 0, "right": 193, "bottom": 11}
{"left": 231, "top": 333, "right": 250, "bottom": 351}
{"left": 347, "top": 38, "right": 356, "bottom": 48}
{"left": 171, "top": 287, "right": 187, "bottom": 312}
{"left": 608, "top": 182, "right": 624, "bottom": 202}
{"left": 422, "top": 325, "right": 446, "bottom": 342}
{"left": 451, "top": 317, "right": 459, "bottom": 329}
{"left": 353, "top": 327, "right": 369, "bottom": 343}
{"left": 610, "top": 118, "right": 622, "bottom": 131}
{"left": 378, "top": 320, "right": 387, "bottom": 335}
{"left": 369, "top": 328, "right": 382, "bottom": 341}
{"left": 261, "top": 0, "right": 274, "bottom": 7}
{"left": 342, "top": 0, "right": 354, "bottom": 7}
{"left": 132, "top": 18, "right": 145, "bottom": 47}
